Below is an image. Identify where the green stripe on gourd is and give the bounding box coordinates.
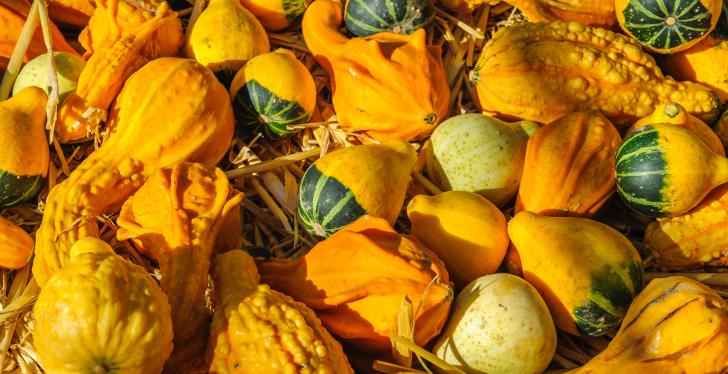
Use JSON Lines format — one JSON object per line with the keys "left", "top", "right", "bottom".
{"left": 622, "top": 0, "right": 713, "bottom": 51}
{"left": 232, "top": 79, "right": 311, "bottom": 137}
{"left": 713, "top": 0, "right": 728, "bottom": 38}
{"left": 282, "top": 0, "right": 307, "bottom": 22}
{"left": 0, "top": 169, "right": 44, "bottom": 207}
{"left": 344, "top": 0, "right": 435, "bottom": 37}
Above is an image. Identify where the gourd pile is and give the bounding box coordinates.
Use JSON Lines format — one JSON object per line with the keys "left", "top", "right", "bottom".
{"left": 2, "top": 0, "right": 728, "bottom": 372}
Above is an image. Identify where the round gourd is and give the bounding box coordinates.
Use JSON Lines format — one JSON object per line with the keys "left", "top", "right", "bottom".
{"left": 426, "top": 113, "right": 539, "bottom": 207}
{"left": 615, "top": 0, "right": 723, "bottom": 53}
{"left": 230, "top": 49, "right": 316, "bottom": 137}
{"left": 239, "top": 0, "right": 308, "bottom": 31}
{"left": 343, "top": 0, "right": 435, "bottom": 36}
{"left": 433, "top": 273, "right": 557, "bottom": 374}
{"left": 616, "top": 124, "right": 728, "bottom": 217}
{"left": 298, "top": 141, "right": 416, "bottom": 237}
{"left": 12, "top": 52, "right": 85, "bottom": 103}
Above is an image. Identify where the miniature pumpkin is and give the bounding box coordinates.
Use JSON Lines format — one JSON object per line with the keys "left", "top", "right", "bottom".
{"left": 344, "top": 0, "right": 435, "bottom": 36}
{"left": 239, "top": 0, "right": 307, "bottom": 31}
{"left": 206, "top": 250, "right": 354, "bottom": 373}
{"left": 258, "top": 215, "right": 453, "bottom": 352}
{"left": 501, "top": 0, "right": 616, "bottom": 28}
{"left": 0, "top": 215, "right": 33, "bottom": 269}
{"left": 302, "top": 0, "right": 449, "bottom": 141}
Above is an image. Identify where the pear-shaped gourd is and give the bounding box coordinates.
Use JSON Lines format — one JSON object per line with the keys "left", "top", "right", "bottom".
{"left": 0, "top": 86, "right": 48, "bottom": 206}
{"left": 616, "top": 123, "right": 728, "bottom": 217}
{"left": 426, "top": 113, "right": 539, "bottom": 207}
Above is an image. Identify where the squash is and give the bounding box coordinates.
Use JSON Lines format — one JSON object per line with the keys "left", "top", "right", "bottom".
{"left": 0, "top": 87, "right": 48, "bottom": 207}
{"left": 48, "top": 0, "right": 94, "bottom": 28}
{"left": 615, "top": 0, "right": 722, "bottom": 54}
{"left": 0, "top": 215, "right": 33, "bottom": 269}
{"left": 229, "top": 49, "right": 316, "bottom": 137}
{"left": 433, "top": 274, "right": 556, "bottom": 374}
{"left": 185, "top": 0, "right": 270, "bottom": 86}
{"left": 12, "top": 52, "right": 85, "bottom": 103}
{"left": 33, "top": 237, "right": 173, "bottom": 374}
{"left": 298, "top": 140, "right": 415, "bottom": 237}
{"left": 206, "top": 250, "right": 354, "bottom": 373}
{"left": 616, "top": 123, "right": 728, "bottom": 217}
{"left": 627, "top": 102, "right": 724, "bottom": 156}
{"left": 507, "top": 211, "right": 644, "bottom": 336}
{"left": 574, "top": 276, "right": 728, "bottom": 373}
{"left": 516, "top": 111, "right": 620, "bottom": 217}
{"left": 471, "top": 21, "right": 721, "bottom": 126}
{"left": 302, "top": 0, "right": 449, "bottom": 141}
{"left": 644, "top": 183, "right": 728, "bottom": 269}
{"left": 56, "top": 0, "right": 183, "bottom": 143}
{"left": 239, "top": 0, "right": 307, "bottom": 31}
{"left": 344, "top": 0, "right": 435, "bottom": 36}
{"left": 32, "top": 57, "right": 234, "bottom": 287}
{"left": 258, "top": 215, "right": 453, "bottom": 352}
{"left": 500, "top": 0, "right": 616, "bottom": 28}
{"left": 116, "top": 162, "right": 244, "bottom": 370}
{"left": 426, "top": 113, "right": 538, "bottom": 207}
{"left": 407, "top": 191, "right": 509, "bottom": 289}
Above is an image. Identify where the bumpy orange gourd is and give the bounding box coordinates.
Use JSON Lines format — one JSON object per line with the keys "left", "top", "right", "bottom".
{"left": 471, "top": 21, "right": 721, "bottom": 126}
{"left": 258, "top": 215, "right": 453, "bottom": 352}
{"left": 48, "top": 0, "right": 94, "bottom": 27}
{"left": 56, "top": 0, "right": 183, "bottom": 143}
{"left": 33, "top": 58, "right": 234, "bottom": 287}
{"left": 574, "top": 276, "right": 728, "bottom": 373}
{"left": 206, "top": 250, "right": 354, "bottom": 373}
{"left": 302, "top": 0, "right": 449, "bottom": 141}
{"left": 0, "top": 215, "right": 33, "bottom": 269}
{"left": 516, "top": 111, "right": 620, "bottom": 217}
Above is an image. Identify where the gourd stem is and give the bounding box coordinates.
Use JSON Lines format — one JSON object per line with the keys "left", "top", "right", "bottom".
{"left": 0, "top": 0, "right": 39, "bottom": 101}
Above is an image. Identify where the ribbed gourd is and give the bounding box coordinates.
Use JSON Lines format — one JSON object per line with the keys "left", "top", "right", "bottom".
{"left": 239, "top": 0, "right": 308, "bottom": 31}
{"left": 0, "top": 215, "right": 33, "bottom": 269}
{"left": 615, "top": 0, "right": 723, "bottom": 54}
{"left": 508, "top": 211, "right": 644, "bottom": 336}
{"left": 33, "top": 237, "right": 173, "bottom": 374}
{"left": 343, "top": 0, "right": 435, "bottom": 36}
{"left": 298, "top": 140, "right": 415, "bottom": 237}
{"left": 471, "top": 21, "right": 721, "bottom": 126}
{"left": 230, "top": 49, "right": 316, "bottom": 137}
{"left": 206, "top": 250, "right": 354, "bottom": 373}
{"left": 616, "top": 124, "right": 728, "bottom": 218}
{"left": 0, "top": 87, "right": 48, "bottom": 207}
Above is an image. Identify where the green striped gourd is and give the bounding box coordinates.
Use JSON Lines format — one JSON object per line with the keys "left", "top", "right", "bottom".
{"left": 344, "top": 0, "right": 435, "bottom": 37}
{"left": 616, "top": 124, "right": 728, "bottom": 217}
{"left": 508, "top": 211, "right": 644, "bottom": 337}
{"left": 298, "top": 140, "right": 416, "bottom": 237}
{"left": 230, "top": 49, "right": 316, "bottom": 137}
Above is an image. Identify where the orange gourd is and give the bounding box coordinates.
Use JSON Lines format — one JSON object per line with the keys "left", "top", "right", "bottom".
{"left": 0, "top": 215, "right": 33, "bottom": 269}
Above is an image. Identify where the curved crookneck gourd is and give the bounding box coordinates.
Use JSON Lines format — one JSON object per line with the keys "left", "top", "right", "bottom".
{"left": 573, "top": 277, "right": 728, "bottom": 373}
{"left": 33, "top": 58, "right": 234, "bottom": 287}
{"left": 302, "top": 0, "right": 449, "bottom": 141}
{"left": 56, "top": 0, "right": 183, "bottom": 143}
{"left": 207, "top": 250, "right": 354, "bottom": 373}
{"left": 116, "top": 162, "right": 243, "bottom": 371}
{"left": 258, "top": 215, "right": 453, "bottom": 352}
{"left": 471, "top": 21, "right": 721, "bottom": 126}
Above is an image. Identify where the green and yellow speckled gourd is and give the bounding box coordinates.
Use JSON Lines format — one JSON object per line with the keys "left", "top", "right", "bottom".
{"left": 33, "top": 237, "right": 174, "bottom": 374}
{"left": 32, "top": 58, "right": 234, "bottom": 287}
{"left": 240, "top": 0, "right": 308, "bottom": 31}
{"left": 471, "top": 21, "right": 721, "bottom": 126}
{"left": 616, "top": 124, "right": 728, "bottom": 217}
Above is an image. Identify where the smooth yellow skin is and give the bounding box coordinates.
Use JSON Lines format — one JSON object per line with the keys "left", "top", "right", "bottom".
{"left": 407, "top": 191, "right": 509, "bottom": 289}
{"left": 240, "top": 0, "right": 304, "bottom": 31}
{"left": 0, "top": 86, "right": 48, "bottom": 177}
{"left": 434, "top": 273, "right": 557, "bottom": 374}
{"left": 663, "top": 36, "right": 728, "bottom": 101}
{"left": 34, "top": 238, "right": 173, "bottom": 374}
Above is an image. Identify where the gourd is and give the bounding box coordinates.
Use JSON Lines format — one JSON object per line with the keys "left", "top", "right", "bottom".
{"left": 433, "top": 274, "right": 557, "bottom": 374}
{"left": 116, "top": 162, "right": 244, "bottom": 370}
{"left": 32, "top": 58, "right": 234, "bottom": 287}
{"left": 56, "top": 0, "right": 183, "bottom": 143}
{"left": 717, "top": 109, "right": 728, "bottom": 151}
{"left": 230, "top": 49, "right": 316, "bottom": 137}
{"left": 508, "top": 211, "right": 644, "bottom": 336}
{"left": 302, "top": 0, "right": 449, "bottom": 141}
{"left": 298, "top": 140, "right": 415, "bottom": 237}
{"left": 615, "top": 0, "right": 723, "bottom": 54}
{"left": 258, "top": 215, "right": 454, "bottom": 351}
{"left": 206, "top": 250, "right": 354, "bottom": 373}
{"left": 239, "top": 0, "right": 307, "bottom": 31}
{"left": 615, "top": 124, "right": 728, "bottom": 217}
{"left": 516, "top": 111, "right": 620, "bottom": 217}
{"left": 33, "top": 237, "right": 174, "bottom": 374}
{"left": 407, "top": 191, "right": 509, "bottom": 289}
{"left": 12, "top": 52, "right": 85, "bottom": 103}
{"left": 628, "top": 102, "right": 724, "bottom": 156}
{"left": 185, "top": 0, "right": 270, "bottom": 85}
{"left": 344, "top": 0, "right": 435, "bottom": 36}
{"left": 0, "top": 215, "right": 33, "bottom": 269}
{"left": 574, "top": 276, "right": 728, "bottom": 373}
{"left": 644, "top": 183, "right": 728, "bottom": 269}
{"left": 502, "top": 0, "right": 616, "bottom": 28}
{"left": 426, "top": 113, "right": 538, "bottom": 207}
{"left": 471, "top": 21, "right": 721, "bottom": 126}
{"left": 48, "top": 0, "right": 94, "bottom": 27}
{"left": 0, "top": 87, "right": 48, "bottom": 207}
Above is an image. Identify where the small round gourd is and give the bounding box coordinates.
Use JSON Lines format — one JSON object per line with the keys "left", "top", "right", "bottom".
{"left": 12, "top": 52, "right": 85, "bottom": 103}
{"left": 344, "top": 0, "right": 435, "bottom": 37}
